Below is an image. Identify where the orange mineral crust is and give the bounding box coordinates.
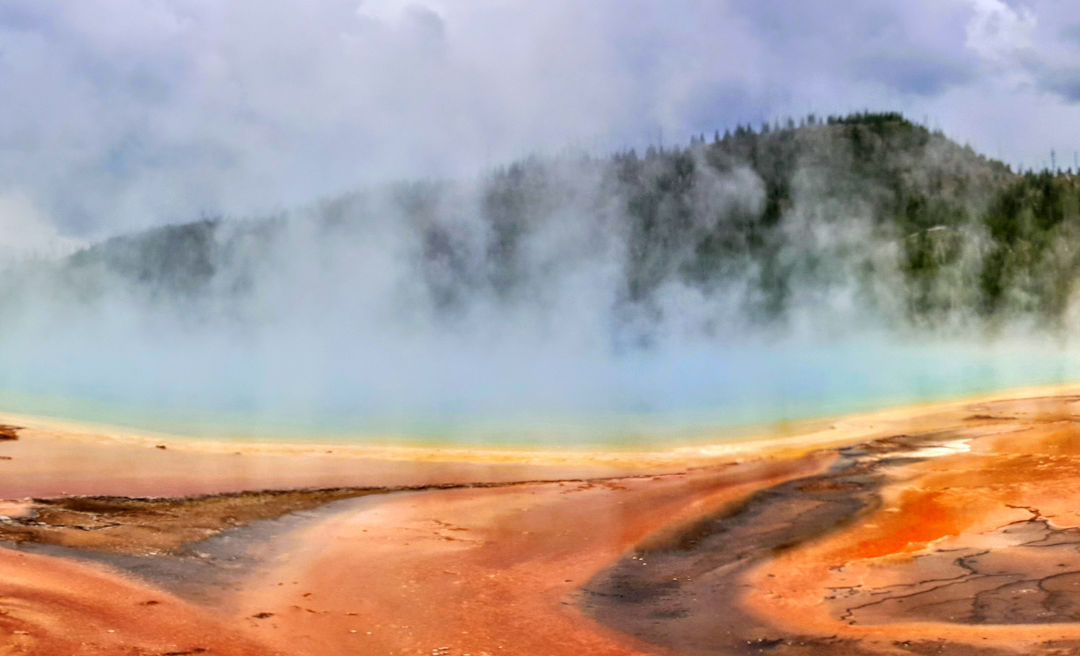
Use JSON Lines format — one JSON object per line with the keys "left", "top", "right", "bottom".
{"left": 226, "top": 456, "right": 829, "bottom": 656}
{"left": 739, "top": 396, "right": 1080, "bottom": 653}
{"left": 8, "top": 388, "right": 1080, "bottom": 655}
{"left": 0, "top": 548, "right": 275, "bottom": 656}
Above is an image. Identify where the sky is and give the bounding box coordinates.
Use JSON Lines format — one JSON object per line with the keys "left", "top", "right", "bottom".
{"left": 1, "top": 0, "right": 1079, "bottom": 249}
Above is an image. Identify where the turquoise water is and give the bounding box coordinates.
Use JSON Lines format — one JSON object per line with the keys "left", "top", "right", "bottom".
{"left": 1, "top": 337, "right": 1076, "bottom": 448}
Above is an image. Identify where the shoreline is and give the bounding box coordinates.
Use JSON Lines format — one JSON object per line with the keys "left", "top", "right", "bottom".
{"left": 7, "top": 383, "right": 1080, "bottom": 654}
{"left": 3, "top": 379, "right": 1080, "bottom": 471}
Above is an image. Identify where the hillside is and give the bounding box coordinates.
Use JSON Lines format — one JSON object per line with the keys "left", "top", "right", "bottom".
{"left": 22, "top": 112, "right": 1080, "bottom": 342}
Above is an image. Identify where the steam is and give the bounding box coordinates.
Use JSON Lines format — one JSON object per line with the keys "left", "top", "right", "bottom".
{"left": 0, "top": 195, "right": 83, "bottom": 262}
{"left": 1, "top": 134, "right": 1078, "bottom": 446}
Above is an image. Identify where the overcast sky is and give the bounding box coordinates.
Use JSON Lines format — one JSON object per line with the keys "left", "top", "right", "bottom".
{"left": 1, "top": 0, "right": 1079, "bottom": 247}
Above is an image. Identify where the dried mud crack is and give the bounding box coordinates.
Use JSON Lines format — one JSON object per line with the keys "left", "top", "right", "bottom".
{"left": 581, "top": 432, "right": 953, "bottom": 656}
{"left": 583, "top": 396, "right": 1080, "bottom": 655}
{"left": 836, "top": 514, "right": 1080, "bottom": 626}
{"left": 580, "top": 430, "right": 1041, "bottom": 656}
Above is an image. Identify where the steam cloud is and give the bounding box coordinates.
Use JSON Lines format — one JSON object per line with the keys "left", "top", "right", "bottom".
{"left": 1, "top": 126, "right": 1076, "bottom": 446}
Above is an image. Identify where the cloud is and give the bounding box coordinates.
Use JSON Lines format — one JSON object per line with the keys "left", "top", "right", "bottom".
{"left": 956, "top": 1, "right": 1080, "bottom": 110}
{"left": 0, "top": 0, "right": 1078, "bottom": 240}
{"left": 963, "top": 0, "right": 1037, "bottom": 63}
{"left": 1035, "top": 68, "right": 1080, "bottom": 103}
{"left": 852, "top": 52, "right": 974, "bottom": 97}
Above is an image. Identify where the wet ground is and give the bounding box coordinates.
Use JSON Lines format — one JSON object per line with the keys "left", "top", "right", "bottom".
{"left": 580, "top": 428, "right": 1063, "bottom": 655}
{"left": 12, "top": 395, "right": 1080, "bottom": 654}
{"left": 4, "top": 493, "right": 384, "bottom": 607}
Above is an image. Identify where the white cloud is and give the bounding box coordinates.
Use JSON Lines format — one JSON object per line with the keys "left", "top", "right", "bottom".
{"left": 0, "top": 0, "right": 1078, "bottom": 239}
{"left": 963, "top": 0, "right": 1037, "bottom": 63}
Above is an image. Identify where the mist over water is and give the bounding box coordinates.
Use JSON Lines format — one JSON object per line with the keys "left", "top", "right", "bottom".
{"left": 0, "top": 326, "right": 1073, "bottom": 447}
{"left": 0, "top": 125, "right": 1077, "bottom": 447}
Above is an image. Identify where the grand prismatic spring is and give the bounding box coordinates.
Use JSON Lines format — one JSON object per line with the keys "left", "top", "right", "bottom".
{"left": 7, "top": 3, "right": 1080, "bottom": 655}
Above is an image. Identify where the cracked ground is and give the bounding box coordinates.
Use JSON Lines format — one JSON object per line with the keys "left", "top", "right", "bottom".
{"left": 835, "top": 509, "right": 1080, "bottom": 626}
{"left": 583, "top": 395, "right": 1080, "bottom": 655}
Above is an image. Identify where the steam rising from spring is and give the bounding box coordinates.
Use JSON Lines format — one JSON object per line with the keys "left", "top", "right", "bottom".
{"left": 0, "top": 120, "right": 1077, "bottom": 445}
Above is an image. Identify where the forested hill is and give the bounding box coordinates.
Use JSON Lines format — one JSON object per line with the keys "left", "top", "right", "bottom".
{"left": 23, "top": 112, "right": 1080, "bottom": 341}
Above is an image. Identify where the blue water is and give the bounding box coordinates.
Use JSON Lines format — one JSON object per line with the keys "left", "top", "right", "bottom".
{"left": 0, "top": 337, "right": 1075, "bottom": 448}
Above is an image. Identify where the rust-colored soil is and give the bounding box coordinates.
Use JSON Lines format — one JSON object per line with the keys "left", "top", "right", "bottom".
{"left": 0, "top": 488, "right": 383, "bottom": 554}
{"left": 228, "top": 457, "right": 827, "bottom": 656}
{"left": 9, "top": 390, "right": 1080, "bottom": 654}
{"left": 0, "top": 547, "right": 274, "bottom": 656}
{"left": 742, "top": 395, "right": 1080, "bottom": 653}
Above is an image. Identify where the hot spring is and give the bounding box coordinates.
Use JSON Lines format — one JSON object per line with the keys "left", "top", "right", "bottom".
{"left": 0, "top": 335, "right": 1073, "bottom": 448}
